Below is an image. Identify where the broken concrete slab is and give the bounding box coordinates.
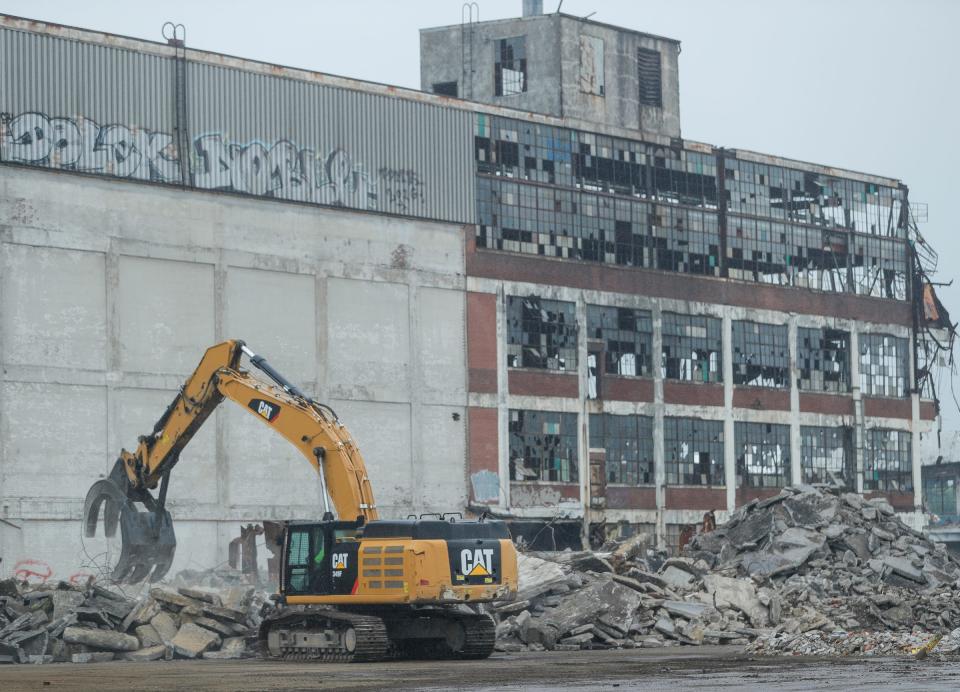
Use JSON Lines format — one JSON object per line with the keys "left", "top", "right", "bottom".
{"left": 134, "top": 624, "right": 163, "bottom": 648}
{"left": 661, "top": 600, "right": 711, "bottom": 621}
{"left": 171, "top": 623, "right": 221, "bottom": 659}
{"left": 659, "top": 565, "right": 696, "bottom": 591}
{"left": 178, "top": 588, "right": 223, "bottom": 606}
{"left": 202, "top": 637, "right": 246, "bottom": 660}
{"left": 882, "top": 556, "right": 925, "bottom": 583}
{"left": 121, "top": 597, "right": 161, "bottom": 632}
{"left": 150, "top": 611, "right": 179, "bottom": 644}
{"left": 702, "top": 574, "right": 767, "bottom": 627}
{"left": 119, "top": 645, "right": 168, "bottom": 662}
{"left": 71, "top": 651, "right": 116, "bottom": 664}
{"left": 62, "top": 626, "right": 139, "bottom": 652}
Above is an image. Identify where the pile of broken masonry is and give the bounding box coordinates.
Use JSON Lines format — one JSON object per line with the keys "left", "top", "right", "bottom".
{"left": 0, "top": 576, "right": 266, "bottom": 664}
{"left": 494, "top": 484, "right": 960, "bottom": 657}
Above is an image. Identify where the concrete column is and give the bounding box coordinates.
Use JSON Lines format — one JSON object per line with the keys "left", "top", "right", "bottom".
{"left": 104, "top": 241, "right": 121, "bottom": 478}
{"left": 495, "top": 285, "right": 510, "bottom": 510}
{"left": 788, "top": 316, "right": 802, "bottom": 486}
{"left": 652, "top": 305, "right": 665, "bottom": 548}
{"left": 576, "top": 295, "right": 590, "bottom": 547}
{"left": 314, "top": 272, "right": 330, "bottom": 514}
{"left": 408, "top": 281, "right": 424, "bottom": 514}
{"left": 213, "top": 255, "right": 229, "bottom": 511}
{"left": 314, "top": 273, "right": 329, "bottom": 402}
{"left": 722, "top": 314, "right": 736, "bottom": 511}
{"left": 849, "top": 328, "right": 864, "bottom": 494}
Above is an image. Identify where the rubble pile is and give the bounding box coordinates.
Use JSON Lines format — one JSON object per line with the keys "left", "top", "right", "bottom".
{"left": 0, "top": 578, "right": 264, "bottom": 664}
{"left": 495, "top": 485, "right": 960, "bottom": 655}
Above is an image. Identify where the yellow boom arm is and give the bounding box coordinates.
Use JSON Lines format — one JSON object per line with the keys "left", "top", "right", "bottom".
{"left": 84, "top": 339, "right": 378, "bottom": 582}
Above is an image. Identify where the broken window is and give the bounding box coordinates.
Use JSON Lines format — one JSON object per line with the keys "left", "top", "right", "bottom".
{"left": 432, "top": 81, "right": 458, "bottom": 97}
{"left": 663, "top": 417, "right": 724, "bottom": 486}
{"left": 579, "top": 35, "right": 604, "bottom": 96}
{"left": 473, "top": 114, "right": 719, "bottom": 269}
{"left": 731, "top": 321, "right": 789, "bottom": 388}
{"left": 798, "top": 327, "right": 850, "bottom": 392}
{"left": 859, "top": 333, "right": 909, "bottom": 398}
{"left": 637, "top": 48, "right": 662, "bottom": 107}
{"left": 589, "top": 414, "right": 654, "bottom": 484}
{"left": 735, "top": 422, "right": 790, "bottom": 489}
{"left": 587, "top": 305, "right": 652, "bottom": 377}
{"left": 509, "top": 409, "right": 578, "bottom": 482}
{"left": 506, "top": 295, "right": 578, "bottom": 371}
{"left": 661, "top": 313, "right": 722, "bottom": 383}
{"left": 495, "top": 37, "right": 527, "bottom": 96}
{"left": 800, "top": 426, "right": 853, "bottom": 489}
{"left": 863, "top": 429, "right": 912, "bottom": 492}
{"left": 924, "top": 475, "right": 957, "bottom": 518}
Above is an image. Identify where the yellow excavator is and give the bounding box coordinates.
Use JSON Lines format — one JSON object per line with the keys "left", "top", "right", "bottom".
{"left": 83, "top": 340, "right": 517, "bottom": 661}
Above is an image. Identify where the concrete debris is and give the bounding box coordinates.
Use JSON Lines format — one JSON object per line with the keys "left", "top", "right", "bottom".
{"left": 171, "top": 623, "right": 221, "bottom": 659}
{"left": 496, "top": 485, "right": 960, "bottom": 655}
{"left": 0, "top": 575, "right": 263, "bottom": 664}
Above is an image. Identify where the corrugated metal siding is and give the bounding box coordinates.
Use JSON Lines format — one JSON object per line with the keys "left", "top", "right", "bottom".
{"left": 0, "top": 25, "right": 475, "bottom": 223}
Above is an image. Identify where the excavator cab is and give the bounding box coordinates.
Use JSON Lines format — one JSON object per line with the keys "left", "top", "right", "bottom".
{"left": 283, "top": 520, "right": 364, "bottom": 597}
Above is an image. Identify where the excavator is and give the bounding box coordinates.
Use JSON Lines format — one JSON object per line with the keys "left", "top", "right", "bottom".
{"left": 82, "top": 340, "right": 517, "bottom": 661}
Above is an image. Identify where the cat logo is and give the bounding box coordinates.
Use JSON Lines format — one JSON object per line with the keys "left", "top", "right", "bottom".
{"left": 331, "top": 552, "right": 348, "bottom": 577}
{"left": 247, "top": 398, "right": 280, "bottom": 423}
{"left": 460, "top": 548, "right": 495, "bottom": 577}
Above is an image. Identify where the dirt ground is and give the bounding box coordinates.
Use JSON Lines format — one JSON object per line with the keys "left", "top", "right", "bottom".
{"left": 2, "top": 646, "right": 960, "bottom": 691}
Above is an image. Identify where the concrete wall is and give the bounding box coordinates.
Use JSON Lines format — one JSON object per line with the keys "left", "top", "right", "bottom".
{"left": 420, "top": 14, "right": 681, "bottom": 139}
{"left": 0, "top": 165, "right": 469, "bottom": 582}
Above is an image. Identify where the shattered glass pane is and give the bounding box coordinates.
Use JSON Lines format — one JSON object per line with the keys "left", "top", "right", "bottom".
{"left": 735, "top": 422, "right": 790, "bottom": 489}
{"left": 587, "top": 305, "right": 652, "bottom": 377}
{"left": 664, "top": 417, "right": 724, "bottom": 486}
{"left": 859, "top": 333, "right": 909, "bottom": 398}
{"left": 506, "top": 295, "right": 578, "bottom": 371}
{"left": 661, "top": 312, "right": 722, "bottom": 383}
{"left": 800, "top": 426, "right": 853, "bottom": 489}
{"left": 589, "top": 413, "right": 653, "bottom": 484}
{"left": 731, "top": 321, "right": 789, "bottom": 388}
{"left": 863, "top": 428, "right": 911, "bottom": 492}
{"left": 509, "top": 409, "right": 579, "bottom": 482}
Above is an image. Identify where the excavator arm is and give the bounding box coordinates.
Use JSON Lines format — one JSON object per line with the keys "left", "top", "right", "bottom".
{"left": 83, "top": 340, "right": 378, "bottom": 583}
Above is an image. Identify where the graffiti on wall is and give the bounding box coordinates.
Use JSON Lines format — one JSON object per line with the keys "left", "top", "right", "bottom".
{"left": 12, "top": 558, "right": 53, "bottom": 584}
{"left": 192, "top": 134, "right": 377, "bottom": 208}
{"left": 0, "top": 111, "right": 426, "bottom": 214}
{"left": 0, "top": 112, "right": 181, "bottom": 182}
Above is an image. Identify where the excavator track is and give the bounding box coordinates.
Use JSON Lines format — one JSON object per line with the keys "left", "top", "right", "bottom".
{"left": 260, "top": 607, "right": 497, "bottom": 662}
{"left": 385, "top": 610, "right": 496, "bottom": 661}
{"left": 259, "top": 607, "right": 391, "bottom": 662}
{"left": 454, "top": 612, "right": 496, "bottom": 659}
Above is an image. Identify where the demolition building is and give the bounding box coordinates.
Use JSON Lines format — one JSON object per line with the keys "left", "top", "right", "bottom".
{"left": 0, "top": 4, "right": 952, "bottom": 579}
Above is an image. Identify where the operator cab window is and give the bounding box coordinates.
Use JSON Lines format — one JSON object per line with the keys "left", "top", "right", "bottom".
{"left": 286, "top": 528, "right": 311, "bottom": 593}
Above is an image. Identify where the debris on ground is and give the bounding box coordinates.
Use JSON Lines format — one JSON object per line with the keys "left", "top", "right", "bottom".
{"left": 493, "top": 484, "right": 960, "bottom": 655}
{"left": 0, "top": 575, "right": 267, "bottom": 664}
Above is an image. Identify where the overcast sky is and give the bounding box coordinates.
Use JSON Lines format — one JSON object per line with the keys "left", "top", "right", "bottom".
{"left": 6, "top": 0, "right": 960, "bottom": 430}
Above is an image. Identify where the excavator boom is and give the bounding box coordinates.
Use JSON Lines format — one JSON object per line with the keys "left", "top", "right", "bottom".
{"left": 83, "top": 340, "right": 378, "bottom": 582}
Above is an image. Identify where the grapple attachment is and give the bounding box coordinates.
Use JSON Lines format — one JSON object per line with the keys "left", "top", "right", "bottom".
{"left": 83, "top": 460, "right": 176, "bottom": 583}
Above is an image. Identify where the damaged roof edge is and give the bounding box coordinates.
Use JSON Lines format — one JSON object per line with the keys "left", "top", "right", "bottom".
{"left": 0, "top": 13, "right": 901, "bottom": 190}
{"left": 420, "top": 12, "right": 683, "bottom": 47}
